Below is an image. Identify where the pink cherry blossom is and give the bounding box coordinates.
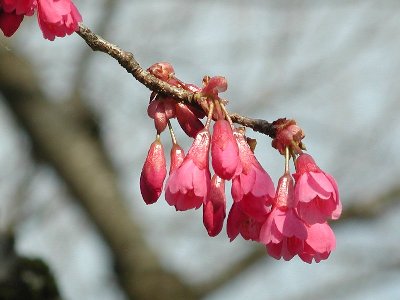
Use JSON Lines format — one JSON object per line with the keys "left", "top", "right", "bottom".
{"left": 259, "top": 173, "right": 307, "bottom": 260}
{"left": 299, "top": 222, "right": 336, "bottom": 263}
{"left": 260, "top": 208, "right": 308, "bottom": 260}
{"left": 260, "top": 172, "right": 337, "bottom": 263}
{"left": 140, "top": 138, "right": 167, "bottom": 205}
{"left": 203, "top": 175, "right": 226, "bottom": 237}
{"left": 294, "top": 153, "right": 342, "bottom": 224}
{"left": 37, "top": 0, "right": 82, "bottom": 41}
{"left": 231, "top": 129, "right": 274, "bottom": 221}
{"left": 227, "top": 201, "right": 263, "bottom": 242}
{"left": 211, "top": 119, "right": 239, "bottom": 180}
{"left": 165, "top": 129, "right": 211, "bottom": 211}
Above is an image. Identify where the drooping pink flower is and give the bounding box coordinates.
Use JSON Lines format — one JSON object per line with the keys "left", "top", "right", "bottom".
{"left": 147, "top": 97, "right": 176, "bottom": 133}
{"left": 203, "top": 175, "right": 226, "bottom": 237}
{"left": 211, "top": 120, "right": 239, "bottom": 180}
{"left": 140, "top": 138, "right": 167, "bottom": 205}
{"left": 259, "top": 173, "right": 307, "bottom": 261}
{"left": 231, "top": 129, "right": 274, "bottom": 221}
{"left": 293, "top": 153, "right": 342, "bottom": 224}
{"left": 165, "top": 129, "right": 211, "bottom": 211}
{"left": 0, "top": 0, "right": 36, "bottom": 36}
{"left": 226, "top": 202, "right": 264, "bottom": 242}
{"left": 36, "top": 0, "right": 82, "bottom": 41}
{"left": 299, "top": 222, "right": 336, "bottom": 263}
{"left": 176, "top": 102, "right": 205, "bottom": 138}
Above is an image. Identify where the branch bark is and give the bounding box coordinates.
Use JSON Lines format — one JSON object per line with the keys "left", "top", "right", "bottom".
{"left": 0, "top": 47, "right": 197, "bottom": 300}
{"left": 76, "top": 24, "right": 277, "bottom": 138}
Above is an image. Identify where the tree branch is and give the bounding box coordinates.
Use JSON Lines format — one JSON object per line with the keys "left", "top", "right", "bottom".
{"left": 76, "top": 24, "right": 277, "bottom": 138}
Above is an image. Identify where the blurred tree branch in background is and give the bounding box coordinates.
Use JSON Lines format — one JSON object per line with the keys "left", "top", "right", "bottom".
{"left": 0, "top": 231, "right": 62, "bottom": 300}
{"left": 0, "top": 47, "right": 196, "bottom": 300}
{"left": 63, "top": 0, "right": 119, "bottom": 132}
{"left": 195, "top": 186, "right": 400, "bottom": 296}
{"left": 1, "top": 8, "right": 400, "bottom": 298}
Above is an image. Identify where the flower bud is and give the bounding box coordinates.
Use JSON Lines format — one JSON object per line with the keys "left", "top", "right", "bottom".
{"left": 201, "top": 76, "right": 228, "bottom": 99}
{"left": 176, "top": 103, "right": 205, "bottom": 138}
{"left": 203, "top": 175, "right": 226, "bottom": 237}
{"left": 147, "top": 62, "right": 174, "bottom": 81}
{"left": 140, "top": 138, "right": 167, "bottom": 205}
{"left": 211, "top": 120, "right": 239, "bottom": 180}
{"left": 169, "top": 143, "right": 185, "bottom": 174}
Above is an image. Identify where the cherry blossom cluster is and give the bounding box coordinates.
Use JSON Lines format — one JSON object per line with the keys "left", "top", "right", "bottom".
{"left": 0, "top": 0, "right": 82, "bottom": 40}
{"left": 140, "top": 62, "right": 342, "bottom": 263}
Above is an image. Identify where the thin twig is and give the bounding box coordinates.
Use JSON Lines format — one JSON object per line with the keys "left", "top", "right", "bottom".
{"left": 76, "top": 24, "right": 277, "bottom": 138}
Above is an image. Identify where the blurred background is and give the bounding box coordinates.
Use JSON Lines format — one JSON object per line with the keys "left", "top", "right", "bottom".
{"left": 1, "top": 0, "right": 400, "bottom": 299}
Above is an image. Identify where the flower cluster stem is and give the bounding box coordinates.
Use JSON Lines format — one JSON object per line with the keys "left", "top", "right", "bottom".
{"left": 285, "top": 147, "right": 290, "bottom": 173}
{"left": 167, "top": 121, "right": 177, "bottom": 144}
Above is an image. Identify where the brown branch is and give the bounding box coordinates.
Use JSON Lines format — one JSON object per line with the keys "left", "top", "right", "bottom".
{"left": 0, "top": 46, "right": 197, "bottom": 300}
{"left": 230, "top": 113, "right": 276, "bottom": 136}
{"left": 76, "top": 24, "right": 277, "bottom": 138}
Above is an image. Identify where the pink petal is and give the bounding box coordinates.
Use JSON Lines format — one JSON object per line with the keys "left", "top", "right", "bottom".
{"left": 306, "top": 223, "right": 336, "bottom": 253}
{"left": 331, "top": 199, "right": 342, "bottom": 220}
{"left": 175, "top": 189, "right": 203, "bottom": 210}
{"left": 239, "top": 168, "right": 256, "bottom": 195}
{"left": 240, "top": 194, "right": 270, "bottom": 222}
{"left": 309, "top": 172, "right": 335, "bottom": 198}
{"left": 192, "top": 167, "right": 210, "bottom": 198}
{"left": 166, "top": 159, "right": 194, "bottom": 194}
{"left": 252, "top": 167, "right": 275, "bottom": 200}
{"left": 227, "top": 203, "right": 241, "bottom": 241}
{"left": 297, "top": 196, "right": 338, "bottom": 224}
{"left": 295, "top": 173, "right": 330, "bottom": 203}
{"left": 274, "top": 209, "right": 307, "bottom": 240}
{"left": 231, "top": 176, "right": 244, "bottom": 202}
{"left": 266, "top": 242, "right": 284, "bottom": 260}
{"left": 37, "top": 0, "right": 82, "bottom": 40}
{"left": 259, "top": 209, "right": 282, "bottom": 244}
{"left": 176, "top": 103, "right": 205, "bottom": 138}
